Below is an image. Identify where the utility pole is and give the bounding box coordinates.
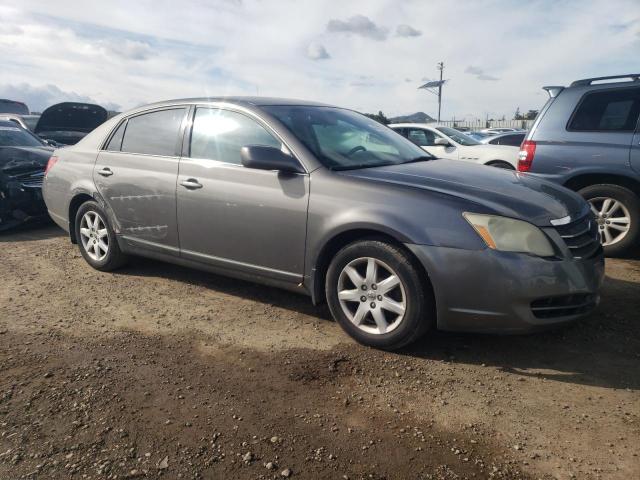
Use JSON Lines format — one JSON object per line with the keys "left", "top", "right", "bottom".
{"left": 437, "top": 62, "right": 444, "bottom": 122}
{"left": 418, "top": 63, "right": 447, "bottom": 122}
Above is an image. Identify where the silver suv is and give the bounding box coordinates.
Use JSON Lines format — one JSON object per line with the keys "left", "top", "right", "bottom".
{"left": 518, "top": 74, "right": 640, "bottom": 256}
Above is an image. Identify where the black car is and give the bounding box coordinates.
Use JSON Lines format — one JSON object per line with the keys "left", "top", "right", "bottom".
{"left": 35, "top": 102, "right": 108, "bottom": 145}
{"left": 0, "top": 120, "right": 53, "bottom": 231}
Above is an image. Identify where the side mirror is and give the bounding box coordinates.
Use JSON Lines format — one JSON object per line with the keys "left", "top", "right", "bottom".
{"left": 434, "top": 137, "right": 451, "bottom": 146}
{"left": 240, "top": 145, "right": 305, "bottom": 174}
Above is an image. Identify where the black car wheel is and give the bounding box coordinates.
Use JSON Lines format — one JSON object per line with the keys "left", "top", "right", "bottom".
{"left": 75, "top": 201, "right": 128, "bottom": 271}
{"left": 325, "top": 239, "right": 434, "bottom": 350}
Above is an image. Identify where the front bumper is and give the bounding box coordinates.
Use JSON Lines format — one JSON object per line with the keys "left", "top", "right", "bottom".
{"left": 407, "top": 244, "right": 605, "bottom": 333}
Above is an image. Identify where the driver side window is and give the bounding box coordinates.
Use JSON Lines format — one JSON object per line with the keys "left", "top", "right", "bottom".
{"left": 190, "top": 108, "right": 282, "bottom": 165}
{"left": 407, "top": 128, "right": 436, "bottom": 147}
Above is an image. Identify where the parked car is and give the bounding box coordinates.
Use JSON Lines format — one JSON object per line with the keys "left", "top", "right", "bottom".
{"left": 462, "top": 131, "right": 489, "bottom": 141}
{"left": 519, "top": 74, "right": 640, "bottom": 256}
{"left": 390, "top": 123, "right": 519, "bottom": 169}
{"left": 0, "top": 114, "right": 41, "bottom": 132}
{"left": 0, "top": 120, "right": 53, "bottom": 231}
{"left": 35, "top": 102, "right": 108, "bottom": 145}
{"left": 43, "top": 98, "right": 604, "bottom": 350}
{"left": 0, "top": 99, "right": 29, "bottom": 115}
{"left": 481, "top": 131, "right": 526, "bottom": 146}
{"left": 480, "top": 127, "right": 525, "bottom": 136}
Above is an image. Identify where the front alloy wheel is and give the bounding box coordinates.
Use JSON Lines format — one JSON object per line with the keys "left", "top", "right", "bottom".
{"left": 337, "top": 257, "right": 406, "bottom": 335}
{"left": 325, "top": 239, "right": 434, "bottom": 350}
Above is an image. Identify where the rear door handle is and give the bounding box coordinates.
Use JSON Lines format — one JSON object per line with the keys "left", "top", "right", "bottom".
{"left": 180, "top": 178, "right": 203, "bottom": 189}
{"left": 97, "top": 167, "right": 113, "bottom": 177}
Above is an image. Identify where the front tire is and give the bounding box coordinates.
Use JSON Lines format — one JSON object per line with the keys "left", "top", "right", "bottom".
{"left": 74, "top": 201, "right": 128, "bottom": 271}
{"left": 325, "top": 239, "right": 434, "bottom": 350}
{"left": 578, "top": 184, "right": 639, "bottom": 257}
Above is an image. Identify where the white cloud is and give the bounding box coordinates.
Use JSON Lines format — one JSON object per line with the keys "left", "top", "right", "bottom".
{"left": 465, "top": 66, "right": 499, "bottom": 81}
{"left": 327, "top": 15, "right": 388, "bottom": 41}
{"left": 1, "top": 1, "right": 639, "bottom": 120}
{"left": 396, "top": 24, "right": 421, "bottom": 37}
{"left": 306, "top": 42, "right": 330, "bottom": 60}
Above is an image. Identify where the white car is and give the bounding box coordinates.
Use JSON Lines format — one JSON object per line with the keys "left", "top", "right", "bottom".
{"left": 389, "top": 124, "right": 519, "bottom": 169}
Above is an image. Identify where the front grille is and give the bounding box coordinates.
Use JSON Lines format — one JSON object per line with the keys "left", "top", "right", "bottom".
{"left": 554, "top": 214, "right": 601, "bottom": 259}
{"left": 531, "top": 293, "right": 597, "bottom": 319}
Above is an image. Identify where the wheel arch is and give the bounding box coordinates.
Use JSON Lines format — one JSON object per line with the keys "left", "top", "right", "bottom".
{"left": 68, "top": 193, "right": 95, "bottom": 244}
{"left": 309, "top": 228, "right": 432, "bottom": 306}
{"left": 564, "top": 173, "right": 640, "bottom": 197}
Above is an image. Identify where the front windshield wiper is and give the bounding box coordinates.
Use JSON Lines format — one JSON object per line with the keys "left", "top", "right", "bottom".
{"left": 329, "top": 161, "right": 397, "bottom": 171}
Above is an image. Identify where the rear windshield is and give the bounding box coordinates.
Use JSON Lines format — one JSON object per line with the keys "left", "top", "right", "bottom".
{"left": 0, "top": 125, "right": 44, "bottom": 147}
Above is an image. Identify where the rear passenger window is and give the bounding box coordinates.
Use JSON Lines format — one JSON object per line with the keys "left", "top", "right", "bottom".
{"left": 190, "top": 108, "right": 281, "bottom": 165}
{"left": 568, "top": 88, "right": 640, "bottom": 132}
{"left": 121, "top": 108, "right": 186, "bottom": 156}
{"left": 105, "top": 120, "right": 127, "bottom": 151}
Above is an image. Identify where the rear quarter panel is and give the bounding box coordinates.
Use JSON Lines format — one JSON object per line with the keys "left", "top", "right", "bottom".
{"left": 43, "top": 116, "right": 121, "bottom": 230}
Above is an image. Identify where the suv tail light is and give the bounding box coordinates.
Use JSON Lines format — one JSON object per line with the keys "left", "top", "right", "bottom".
{"left": 44, "top": 156, "right": 58, "bottom": 176}
{"left": 517, "top": 140, "right": 536, "bottom": 172}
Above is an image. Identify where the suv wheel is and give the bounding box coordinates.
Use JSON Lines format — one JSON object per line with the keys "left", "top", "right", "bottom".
{"left": 578, "top": 184, "right": 639, "bottom": 256}
{"left": 325, "top": 239, "right": 434, "bottom": 350}
{"left": 75, "top": 201, "right": 128, "bottom": 271}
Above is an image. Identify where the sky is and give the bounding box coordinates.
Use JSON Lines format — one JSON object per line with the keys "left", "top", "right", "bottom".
{"left": 0, "top": 0, "right": 639, "bottom": 120}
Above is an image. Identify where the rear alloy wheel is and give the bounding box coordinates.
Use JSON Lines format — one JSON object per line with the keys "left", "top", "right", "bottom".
{"left": 326, "top": 239, "right": 434, "bottom": 350}
{"left": 579, "top": 184, "right": 640, "bottom": 257}
{"left": 75, "top": 201, "right": 128, "bottom": 271}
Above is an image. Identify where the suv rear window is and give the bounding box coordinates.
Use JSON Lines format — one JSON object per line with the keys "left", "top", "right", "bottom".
{"left": 121, "top": 108, "right": 186, "bottom": 156}
{"left": 568, "top": 88, "right": 640, "bottom": 132}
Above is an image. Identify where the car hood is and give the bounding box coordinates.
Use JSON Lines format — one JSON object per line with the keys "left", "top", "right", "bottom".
{"left": 339, "top": 159, "right": 587, "bottom": 226}
{"left": 35, "top": 102, "right": 108, "bottom": 136}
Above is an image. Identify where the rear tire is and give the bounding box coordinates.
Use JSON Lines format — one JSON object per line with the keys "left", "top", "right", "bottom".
{"left": 325, "top": 239, "right": 434, "bottom": 350}
{"left": 74, "top": 201, "right": 128, "bottom": 271}
{"left": 578, "top": 184, "right": 639, "bottom": 257}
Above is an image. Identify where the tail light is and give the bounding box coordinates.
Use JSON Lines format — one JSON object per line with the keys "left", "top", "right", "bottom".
{"left": 517, "top": 140, "right": 536, "bottom": 172}
{"left": 44, "top": 156, "right": 58, "bottom": 176}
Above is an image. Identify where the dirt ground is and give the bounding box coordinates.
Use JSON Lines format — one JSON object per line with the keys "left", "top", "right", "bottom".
{"left": 0, "top": 223, "right": 638, "bottom": 480}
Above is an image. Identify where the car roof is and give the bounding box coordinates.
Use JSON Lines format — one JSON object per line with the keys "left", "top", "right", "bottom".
{"left": 141, "top": 97, "right": 333, "bottom": 109}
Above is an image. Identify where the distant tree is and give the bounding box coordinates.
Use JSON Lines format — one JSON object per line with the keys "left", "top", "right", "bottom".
{"left": 363, "top": 110, "right": 390, "bottom": 125}
{"left": 514, "top": 107, "right": 522, "bottom": 120}
{"left": 524, "top": 109, "right": 539, "bottom": 120}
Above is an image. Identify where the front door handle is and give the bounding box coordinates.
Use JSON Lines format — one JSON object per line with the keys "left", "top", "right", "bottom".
{"left": 180, "top": 178, "right": 203, "bottom": 189}
{"left": 97, "top": 167, "right": 113, "bottom": 177}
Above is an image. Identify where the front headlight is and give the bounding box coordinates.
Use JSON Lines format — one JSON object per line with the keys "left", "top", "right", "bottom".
{"left": 463, "top": 213, "right": 555, "bottom": 257}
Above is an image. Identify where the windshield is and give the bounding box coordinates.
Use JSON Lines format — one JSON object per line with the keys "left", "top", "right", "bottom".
{"left": 435, "top": 126, "right": 481, "bottom": 146}
{"left": 263, "top": 106, "right": 434, "bottom": 170}
{"left": 0, "top": 124, "right": 45, "bottom": 147}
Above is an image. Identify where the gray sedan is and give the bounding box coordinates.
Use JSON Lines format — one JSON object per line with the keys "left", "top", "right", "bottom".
{"left": 42, "top": 98, "right": 605, "bottom": 350}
